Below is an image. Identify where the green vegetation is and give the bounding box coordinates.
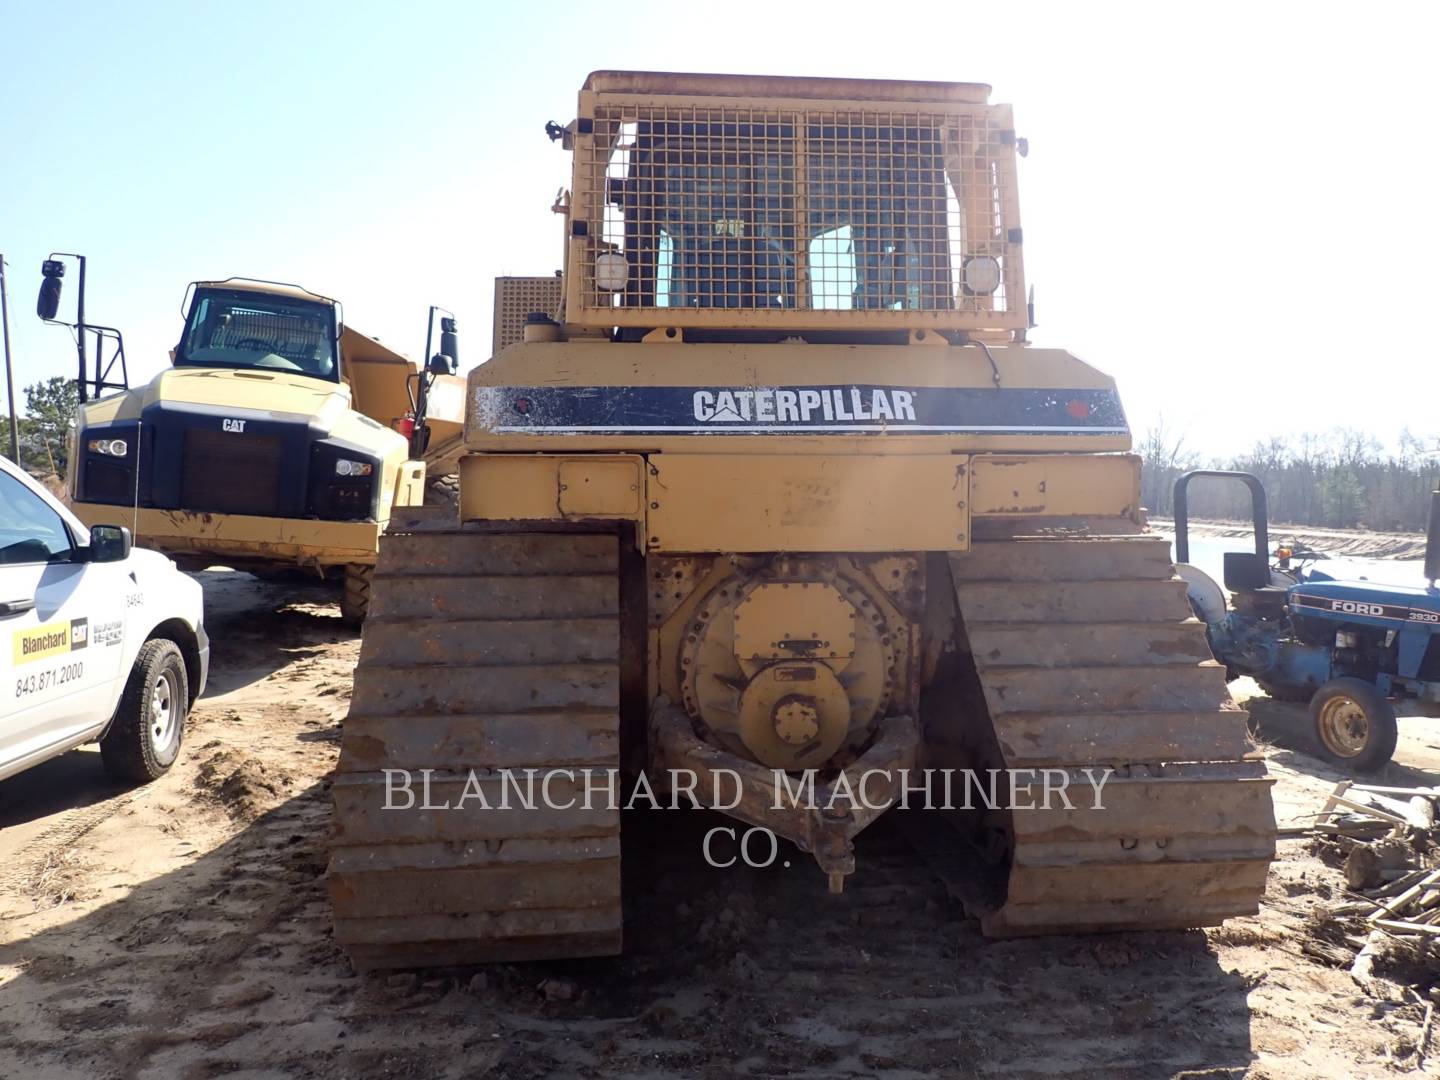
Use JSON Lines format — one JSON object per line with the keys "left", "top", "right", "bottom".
{"left": 1140, "top": 423, "right": 1439, "bottom": 531}
{"left": 2, "top": 376, "right": 79, "bottom": 476}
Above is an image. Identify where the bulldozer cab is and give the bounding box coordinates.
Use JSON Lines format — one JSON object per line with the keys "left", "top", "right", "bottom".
{"left": 565, "top": 71, "right": 1026, "bottom": 340}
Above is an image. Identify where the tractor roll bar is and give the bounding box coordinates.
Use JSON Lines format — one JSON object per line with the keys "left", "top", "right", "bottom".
{"left": 1173, "top": 470, "right": 1269, "bottom": 565}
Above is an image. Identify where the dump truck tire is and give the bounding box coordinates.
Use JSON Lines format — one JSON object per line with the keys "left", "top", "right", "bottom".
{"left": 948, "top": 535, "right": 1277, "bottom": 935}
{"left": 423, "top": 474, "right": 460, "bottom": 509}
{"left": 328, "top": 526, "right": 623, "bottom": 970}
{"left": 341, "top": 564, "right": 373, "bottom": 627}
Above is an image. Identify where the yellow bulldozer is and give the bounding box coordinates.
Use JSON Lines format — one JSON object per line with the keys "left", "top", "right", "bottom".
{"left": 38, "top": 267, "right": 467, "bottom": 622}
{"left": 330, "top": 71, "right": 1278, "bottom": 969}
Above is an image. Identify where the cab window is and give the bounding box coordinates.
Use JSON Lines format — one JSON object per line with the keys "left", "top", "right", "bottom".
{"left": 0, "top": 472, "right": 75, "bottom": 565}
{"left": 175, "top": 288, "right": 339, "bottom": 381}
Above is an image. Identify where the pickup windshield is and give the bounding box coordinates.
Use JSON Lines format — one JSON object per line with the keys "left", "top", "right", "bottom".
{"left": 176, "top": 289, "right": 339, "bottom": 380}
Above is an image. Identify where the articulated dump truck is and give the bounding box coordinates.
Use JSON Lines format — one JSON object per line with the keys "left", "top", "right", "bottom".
{"left": 330, "top": 71, "right": 1278, "bottom": 969}
{"left": 63, "top": 279, "right": 466, "bottom": 622}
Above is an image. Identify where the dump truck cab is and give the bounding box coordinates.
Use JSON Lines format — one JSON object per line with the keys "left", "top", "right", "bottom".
{"left": 331, "top": 71, "right": 1277, "bottom": 970}
{"left": 59, "top": 277, "right": 466, "bottom": 621}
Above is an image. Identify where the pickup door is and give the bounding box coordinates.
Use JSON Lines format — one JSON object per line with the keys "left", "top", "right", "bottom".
{"left": 0, "top": 470, "right": 127, "bottom": 775}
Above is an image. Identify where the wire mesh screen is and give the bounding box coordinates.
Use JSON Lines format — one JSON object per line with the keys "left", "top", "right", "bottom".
{"left": 570, "top": 95, "right": 1025, "bottom": 332}
{"left": 493, "top": 276, "right": 564, "bottom": 356}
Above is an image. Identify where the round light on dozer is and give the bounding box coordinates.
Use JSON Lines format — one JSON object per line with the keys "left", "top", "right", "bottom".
{"left": 335, "top": 458, "right": 373, "bottom": 478}
{"left": 962, "top": 255, "right": 1002, "bottom": 296}
{"left": 87, "top": 437, "right": 127, "bottom": 456}
{"left": 595, "top": 252, "right": 630, "bottom": 292}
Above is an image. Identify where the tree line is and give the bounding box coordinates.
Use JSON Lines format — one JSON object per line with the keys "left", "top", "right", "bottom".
{"left": 1140, "top": 422, "right": 1440, "bottom": 531}
{"left": 2, "top": 375, "right": 79, "bottom": 477}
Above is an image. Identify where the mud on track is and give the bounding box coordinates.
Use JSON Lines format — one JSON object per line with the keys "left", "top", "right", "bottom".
{"left": 0, "top": 570, "right": 1436, "bottom": 1078}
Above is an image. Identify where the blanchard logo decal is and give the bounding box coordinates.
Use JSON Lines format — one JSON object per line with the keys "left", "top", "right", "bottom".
{"left": 694, "top": 387, "right": 916, "bottom": 424}
{"left": 475, "top": 385, "right": 1129, "bottom": 437}
{"left": 13, "top": 621, "right": 72, "bottom": 665}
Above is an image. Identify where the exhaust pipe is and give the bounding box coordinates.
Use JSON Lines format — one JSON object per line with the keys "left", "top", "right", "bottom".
{"left": 1427, "top": 490, "right": 1440, "bottom": 585}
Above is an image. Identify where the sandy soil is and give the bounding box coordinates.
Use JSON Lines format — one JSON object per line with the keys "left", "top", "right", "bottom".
{"left": 1, "top": 571, "right": 1438, "bottom": 1079}
{"left": 1150, "top": 519, "right": 1430, "bottom": 561}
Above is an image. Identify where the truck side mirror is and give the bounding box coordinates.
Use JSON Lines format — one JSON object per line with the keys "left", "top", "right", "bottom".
{"left": 439, "top": 317, "right": 459, "bottom": 367}
{"left": 89, "top": 524, "right": 132, "bottom": 563}
{"left": 427, "top": 354, "right": 457, "bottom": 375}
{"left": 37, "top": 260, "right": 65, "bottom": 321}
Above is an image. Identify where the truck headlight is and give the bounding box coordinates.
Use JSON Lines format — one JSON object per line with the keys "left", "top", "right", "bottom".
{"left": 335, "top": 459, "right": 373, "bottom": 477}
{"left": 962, "top": 255, "right": 1002, "bottom": 296}
{"left": 87, "top": 437, "right": 129, "bottom": 456}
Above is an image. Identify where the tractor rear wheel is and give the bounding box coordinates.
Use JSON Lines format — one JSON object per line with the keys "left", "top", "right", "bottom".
{"left": 1310, "top": 678, "right": 1397, "bottom": 772}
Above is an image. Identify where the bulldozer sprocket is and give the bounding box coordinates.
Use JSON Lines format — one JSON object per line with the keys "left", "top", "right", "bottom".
{"left": 328, "top": 528, "right": 623, "bottom": 970}
{"left": 949, "top": 535, "right": 1276, "bottom": 935}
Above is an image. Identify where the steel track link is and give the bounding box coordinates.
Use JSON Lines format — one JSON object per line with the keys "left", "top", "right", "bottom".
{"left": 949, "top": 535, "right": 1277, "bottom": 935}
{"left": 328, "top": 527, "right": 623, "bottom": 970}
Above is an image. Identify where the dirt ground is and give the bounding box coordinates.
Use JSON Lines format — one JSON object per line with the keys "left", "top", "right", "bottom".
{"left": 2, "top": 571, "right": 1439, "bottom": 1079}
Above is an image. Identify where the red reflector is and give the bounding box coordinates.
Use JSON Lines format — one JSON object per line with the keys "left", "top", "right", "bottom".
{"left": 514, "top": 397, "right": 531, "bottom": 414}
{"left": 1065, "top": 399, "right": 1091, "bottom": 420}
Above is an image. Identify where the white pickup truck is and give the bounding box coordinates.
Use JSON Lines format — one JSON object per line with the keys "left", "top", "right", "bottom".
{"left": 0, "top": 455, "right": 207, "bottom": 783}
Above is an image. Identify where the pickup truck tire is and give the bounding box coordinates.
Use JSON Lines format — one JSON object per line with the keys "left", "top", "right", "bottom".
{"left": 101, "top": 639, "right": 189, "bottom": 783}
{"left": 1310, "top": 677, "right": 1398, "bottom": 773}
{"left": 341, "top": 564, "right": 373, "bottom": 627}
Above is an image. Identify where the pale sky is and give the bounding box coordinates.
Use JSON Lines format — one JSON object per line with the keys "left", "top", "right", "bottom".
{"left": 2, "top": 0, "right": 1436, "bottom": 458}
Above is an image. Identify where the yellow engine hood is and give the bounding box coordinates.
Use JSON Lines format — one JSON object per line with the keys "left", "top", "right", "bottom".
{"left": 79, "top": 367, "right": 353, "bottom": 427}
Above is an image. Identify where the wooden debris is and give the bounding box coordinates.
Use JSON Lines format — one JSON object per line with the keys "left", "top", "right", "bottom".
{"left": 1349, "top": 928, "right": 1385, "bottom": 991}
{"left": 1420, "top": 1002, "right": 1435, "bottom": 1070}
{"left": 1374, "top": 918, "right": 1440, "bottom": 937}
{"left": 1369, "top": 869, "right": 1430, "bottom": 899}
{"left": 1370, "top": 870, "right": 1440, "bottom": 923}
{"left": 1345, "top": 840, "right": 1413, "bottom": 890}
{"left": 1311, "top": 779, "right": 1440, "bottom": 838}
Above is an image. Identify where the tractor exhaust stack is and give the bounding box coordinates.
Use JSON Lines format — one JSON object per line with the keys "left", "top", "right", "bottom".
{"left": 1425, "top": 490, "right": 1440, "bottom": 585}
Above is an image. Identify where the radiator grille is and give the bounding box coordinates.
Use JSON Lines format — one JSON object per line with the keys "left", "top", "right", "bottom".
{"left": 570, "top": 92, "right": 1025, "bottom": 332}
{"left": 493, "top": 276, "right": 564, "bottom": 356}
{"left": 180, "top": 429, "right": 283, "bottom": 516}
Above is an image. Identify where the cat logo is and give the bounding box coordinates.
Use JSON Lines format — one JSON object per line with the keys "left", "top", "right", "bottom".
{"left": 222, "top": 418, "right": 247, "bottom": 433}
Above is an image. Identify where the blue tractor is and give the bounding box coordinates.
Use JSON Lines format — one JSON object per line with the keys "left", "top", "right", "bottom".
{"left": 1173, "top": 470, "right": 1440, "bottom": 772}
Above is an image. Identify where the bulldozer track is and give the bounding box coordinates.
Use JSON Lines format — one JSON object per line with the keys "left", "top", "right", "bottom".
{"left": 329, "top": 528, "right": 623, "bottom": 970}
{"left": 949, "top": 535, "right": 1277, "bottom": 935}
